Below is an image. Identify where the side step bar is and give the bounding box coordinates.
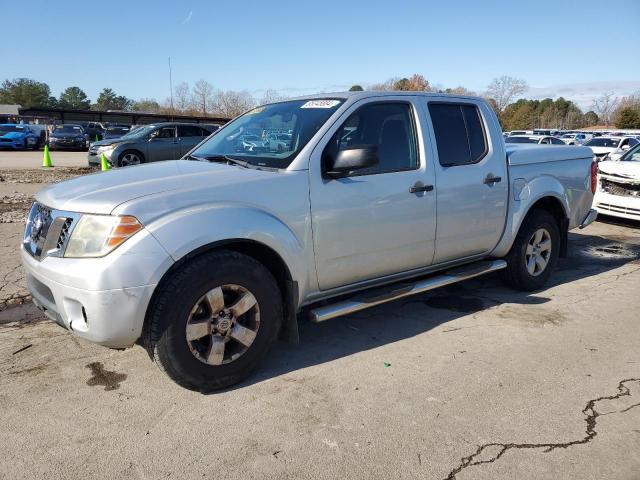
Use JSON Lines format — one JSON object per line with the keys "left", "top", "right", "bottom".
{"left": 309, "top": 259, "right": 507, "bottom": 323}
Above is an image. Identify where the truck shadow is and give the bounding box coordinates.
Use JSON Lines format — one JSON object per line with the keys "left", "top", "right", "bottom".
{"left": 223, "top": 229, "right": 640, "bottom": 392}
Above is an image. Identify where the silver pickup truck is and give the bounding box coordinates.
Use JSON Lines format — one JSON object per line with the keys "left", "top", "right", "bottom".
{"left": 22, "top": 92, "right": 597, "bottom": 391}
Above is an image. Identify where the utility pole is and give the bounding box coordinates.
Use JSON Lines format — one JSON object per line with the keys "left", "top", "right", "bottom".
{"left": 168, "top": 56, "right": 174, "bottom": 119}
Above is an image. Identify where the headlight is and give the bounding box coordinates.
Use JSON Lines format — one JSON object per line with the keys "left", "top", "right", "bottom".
{"left": 64, "top": 215, "right": 142, "bottom": 258}
{"left": 96, "top": 144, "right": 116, "bottom": 152}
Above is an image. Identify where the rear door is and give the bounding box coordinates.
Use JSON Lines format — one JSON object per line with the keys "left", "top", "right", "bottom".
{"left": 178, "top": 125, "right": 208, "bottom": 156}
{"left": 424, "top": 100, "right": 508, "bottom": 263}
{"left": 147, "top": 126, "right": 179, "bottom": 162}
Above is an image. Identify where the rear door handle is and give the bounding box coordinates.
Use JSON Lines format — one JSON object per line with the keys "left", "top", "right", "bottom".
{"left": 409, "top": 183, "right": 434, "bottom": 194}
{"left": 483, "top": 174, "right": 502, "bottom": 185}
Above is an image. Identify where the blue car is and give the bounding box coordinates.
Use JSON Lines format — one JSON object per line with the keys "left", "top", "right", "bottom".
{"left": 0, "top": 124, "right": 40, "bottom": 150}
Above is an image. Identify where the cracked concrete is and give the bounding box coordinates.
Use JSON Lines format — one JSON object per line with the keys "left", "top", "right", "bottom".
{"left": 444, "top": 378, "right": 640, "bottom": 479}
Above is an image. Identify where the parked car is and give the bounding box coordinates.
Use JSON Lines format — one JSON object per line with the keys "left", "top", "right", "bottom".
{"left": 560, "top": 133, "right": 590, "bottom": 145}
{"left": 87, "top": 122, "right": 216, "bottom": 167}
{"left": 505, "top": 135, "right": 566, "bottom": 145}
{"left": 237, "top": 134, "right": 269, "bottom": 153}
{"left": 102, "top": 126, "right": 131, "bottom": 140}
{"left": 585, "top": 136, "right": 639, "bottom": 161}
{"left": 267, "top": 133, "right": 292, "bottom": 152}
{"left": 22, "top": 92, "right": 596, "bottom": 391}
{"left": 82, "top": 122, "right": 106, "bottom": 141}
{"left": 48, "top": 124, "right": 89, "bottom": 151}
{"left": 0, "top": 124, "right": 40, "bottom": 150}
{"left": 594, "top": 142, "right": 640, "bottom": 221}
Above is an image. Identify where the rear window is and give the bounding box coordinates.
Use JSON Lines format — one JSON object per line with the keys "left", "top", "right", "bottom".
{"left": 428, "top": 103, "right": 487, "bottom": 166}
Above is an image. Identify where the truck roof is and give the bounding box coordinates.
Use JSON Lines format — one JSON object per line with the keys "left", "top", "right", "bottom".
{"left": 284, "top": 91, "right": 485, "bottom": 103}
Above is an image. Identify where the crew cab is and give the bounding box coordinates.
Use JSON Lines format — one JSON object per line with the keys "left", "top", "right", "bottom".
{"left": 22, "top": 92, "right": 597, "bottom": 391}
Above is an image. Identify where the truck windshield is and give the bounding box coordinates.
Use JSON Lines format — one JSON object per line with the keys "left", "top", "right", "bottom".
{"left": 189, "top": 99, "right": 343, "bottom": 169}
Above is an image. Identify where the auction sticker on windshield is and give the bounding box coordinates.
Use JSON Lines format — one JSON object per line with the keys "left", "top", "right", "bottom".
{"left": 300, "top": 100, "right": 341, "bottom": 109}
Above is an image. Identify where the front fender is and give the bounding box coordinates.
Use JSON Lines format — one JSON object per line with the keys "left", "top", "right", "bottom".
{"left": 491, "top": 174, "right": 570, "bottom": 258}
{"left": 144, "top": 204, "right": 308, "bottom": 297}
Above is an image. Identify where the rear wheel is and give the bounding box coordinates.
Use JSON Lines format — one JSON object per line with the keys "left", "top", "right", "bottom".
{"left": 144, "top": 250, "right": 282, "bottom": 392}
{"left": 501, "top": 209, "right": 560, "bottom": 291}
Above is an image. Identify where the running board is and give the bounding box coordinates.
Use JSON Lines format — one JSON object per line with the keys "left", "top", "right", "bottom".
{"left": 309, "top": 259, "right": 507, "bottom": 323}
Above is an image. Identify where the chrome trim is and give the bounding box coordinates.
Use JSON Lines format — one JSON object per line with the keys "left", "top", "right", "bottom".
{"left": 309, "top": 259, "right": 507, "bottom": 322}
{"left": 579, "top": 208, "right": 598, "bottom": 229}
{"left": 24, "top": 202, "right": 81, "bottom": 260}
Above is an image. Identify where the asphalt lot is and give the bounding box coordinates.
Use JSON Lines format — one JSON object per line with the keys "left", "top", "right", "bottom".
{"left": 0, "top": 149, "right": 88, "bottom": 169}
{"left": 0, "top": 168, "right": 639, "bottom": 479}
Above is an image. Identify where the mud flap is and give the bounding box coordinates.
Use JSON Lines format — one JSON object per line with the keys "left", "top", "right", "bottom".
{"left": 559, "top": 217, "right": 569, "bottom": 258}
{"left": 279, "top": 279, "right": 299, "bottom": 344}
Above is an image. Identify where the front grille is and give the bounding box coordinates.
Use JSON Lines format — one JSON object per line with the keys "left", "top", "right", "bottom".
{"left": 597, "top": 202, "right": 640, "bottom": 218}
{"left": 24, "top": 203, "right": 79, "bottom": 260}
{"left": 601, "top": 179, "right": 640, "bottom": 198}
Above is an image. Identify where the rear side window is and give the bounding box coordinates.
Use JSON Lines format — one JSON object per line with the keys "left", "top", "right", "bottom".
{"left": 178, "top": 125, "right": 204, "bottom": 137}
{"left": 428, "top": 103, "right": 488, "bottom": 166}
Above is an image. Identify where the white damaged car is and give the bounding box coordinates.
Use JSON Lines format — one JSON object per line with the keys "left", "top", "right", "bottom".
{"left": 594, "top": 143, "right": 640, "bottom": 221}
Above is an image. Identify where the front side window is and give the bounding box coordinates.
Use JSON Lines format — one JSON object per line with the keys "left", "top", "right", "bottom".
{"left": 550, "top": 137, "right": 565, "bottom": 145}
{"left": 429, "top": 103, "right": 488, "bottom": 166}
{"left": 154, "top": 127, "right": 176, "bottom": 139}
{"left": 190, "top": 99, "right": 343, "bottom": 169}
{"left": 324, "top": 102, "right": 418, "bottom": 175}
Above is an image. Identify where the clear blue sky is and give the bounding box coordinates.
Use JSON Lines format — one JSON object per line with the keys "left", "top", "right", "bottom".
{"left": 2, "top": 0, "right": 639, "bottom": 108}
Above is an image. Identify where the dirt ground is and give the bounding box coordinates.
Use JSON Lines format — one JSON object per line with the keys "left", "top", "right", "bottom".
{"left": 0, "top": 167, "right": 639, "bottom": 480}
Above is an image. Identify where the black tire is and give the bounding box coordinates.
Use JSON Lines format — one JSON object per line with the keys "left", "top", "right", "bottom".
{"left": 500, "top": 209, "right": 560, "bottom": 291}
{"left": 117, "top": 150, "right": 145, "bottom": 167}
{"left": 143, "top": 250, "right": 282, "bottom": 392}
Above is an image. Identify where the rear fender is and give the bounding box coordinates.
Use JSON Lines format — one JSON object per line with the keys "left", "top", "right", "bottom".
{"left": 491, "top": 174, "right": 570, "bottom": 258}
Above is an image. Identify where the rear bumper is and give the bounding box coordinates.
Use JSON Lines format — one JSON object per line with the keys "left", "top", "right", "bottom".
{"left": 579, "top": 208, "right": 598, "bottom": 229}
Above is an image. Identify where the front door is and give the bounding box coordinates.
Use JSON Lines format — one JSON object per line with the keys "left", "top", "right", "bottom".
{"left": 147, "top": 126, "right": 179, "bottom": 162}
{"left": 310, "top": 100, "right": 437, "bottom": 291}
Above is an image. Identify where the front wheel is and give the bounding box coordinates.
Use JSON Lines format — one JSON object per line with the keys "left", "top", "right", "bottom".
{"left": 144, "top": 250, "right": 283, "bottom": 392}
{"left": 501, "top": 209, "right": 560, "bottom": 291}
{"left": 118, "top": 150, "right": 144, "bottom": 167}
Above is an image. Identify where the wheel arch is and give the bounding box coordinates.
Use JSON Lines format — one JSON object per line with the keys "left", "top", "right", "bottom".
{"left": 144, "top": 238, "right": 300, "bottom": 345}
{"left": 492, "top": 191, "right": 570, "bottom": 258}
{"left": 118, "top": 148, "right": 146, "bottom": 165}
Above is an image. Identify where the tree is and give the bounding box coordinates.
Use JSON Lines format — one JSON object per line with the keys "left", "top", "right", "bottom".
{"left": 58, "top": 86, "right": 91, "bottom": 110}
{"left": 583, "top": 111, "right": 599, "bottom": 126}
{"left": 0, "top": 78, "right": 52, "bottom": 107}
{"left": 485, "top": 76, "right": 528, "bottom": 114}
{"left": 445, "top": 86, "right": 477, "bottom": 96}
{"left": 591, "top": 92, "right": 618, "bottom": 126}
{"left": 260, "top": 89, "right": 286, "bottom": 104}
{"left": 94, "top": 88, "right": 132, "bottom": 111}
{"left": 173, "top": 82, "right": 191, "bottom": 111}
{"left": 349, "top": 85, "right": 364, "bottom": 91}
{"left": 614, "top": 107, "right": 640, "bottom": 129}
{"left": 214, "top": 90, "right": 256, "bottom": 118}
{"left": 131, "top": 98, "right": 161, "bottom": 113}
{"left": 192, "top": 79, "right": 215, "bottom": 114}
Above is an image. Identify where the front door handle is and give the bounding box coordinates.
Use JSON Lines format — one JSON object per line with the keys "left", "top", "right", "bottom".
{"left": 483, "top": 174, "right": 502, "bottom": 185}
{"left": 409, "top": 182, "right": 434, "bottom": 194}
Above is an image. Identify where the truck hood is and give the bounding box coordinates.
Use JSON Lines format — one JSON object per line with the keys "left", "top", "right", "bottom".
{"left": 598, "top": 160, "right": 640, "bottom": 182}
{"left": 35, "top": 160, "right": 278, "bottom": 214}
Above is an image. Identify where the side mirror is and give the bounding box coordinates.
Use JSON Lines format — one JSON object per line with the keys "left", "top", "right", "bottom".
{"left": 324, "top": 145, "right": 378, "bottom": 178}
{"left": 621, "top": 145, "right": 630, "bottom": 151}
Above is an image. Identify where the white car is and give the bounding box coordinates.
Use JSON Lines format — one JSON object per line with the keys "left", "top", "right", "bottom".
{"left": 505, "top": 135, "right": 566, "bottom": 145}
{"left": 560, "top": 133, "right": 591, "bottom": 145}
{"left": 594, "top": 143, "right": 640, "bottom": 221}
{"left": 585, "top": 136, "right": 639, "bottom": 162}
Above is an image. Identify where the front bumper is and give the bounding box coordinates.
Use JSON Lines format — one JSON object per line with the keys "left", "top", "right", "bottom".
{"left": 0, "top": 139, "right": 25, "bottom": 149}
{"left": 87, "top": 147, "right": 114, "bottom": 166}
{"left": 594, "top": 191, "right": 640, "bottom": 221}
{"left": 21, "top": 227, "right": 174, "bottom": 348}
{"left": 49, "top": 139, "right": 87, "bottom": 150}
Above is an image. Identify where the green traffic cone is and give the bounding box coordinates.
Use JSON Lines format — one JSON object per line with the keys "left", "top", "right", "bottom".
{"left": 42, "top": 144, "right": 53, "bottom": 168}
{"left": 100, "top": 153, "right": 110, "bottom": 171}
